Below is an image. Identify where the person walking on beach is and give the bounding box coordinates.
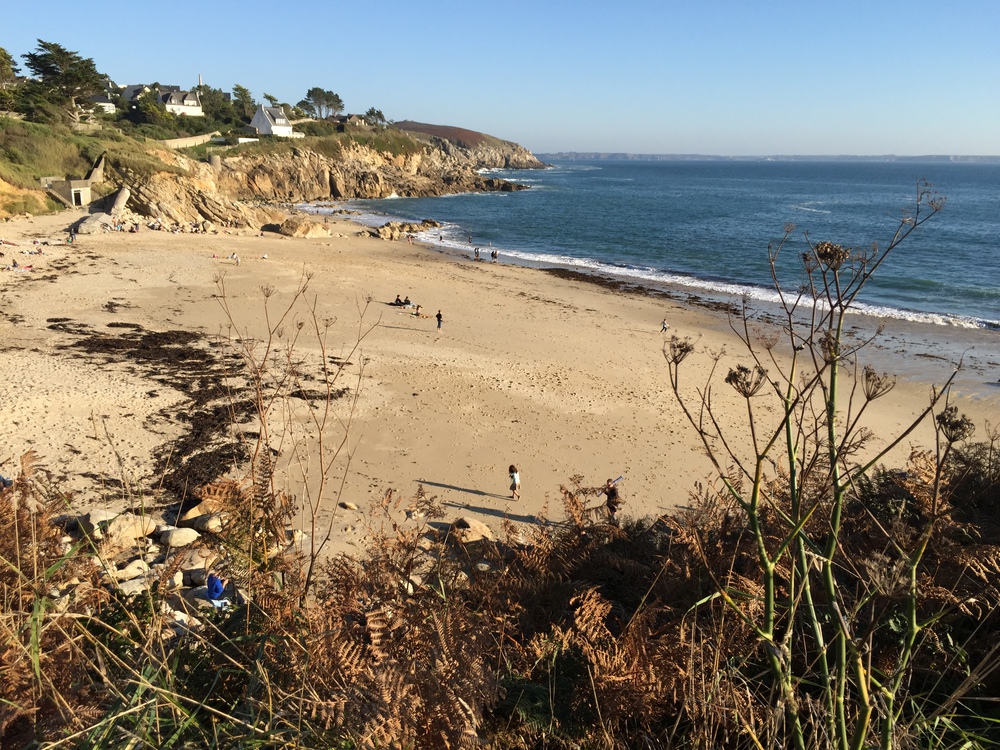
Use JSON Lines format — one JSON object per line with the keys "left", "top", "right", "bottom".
{"left": 436, "top": 310, "right": 443, "bottom": 329}
{"left": 491, "top": 248, "right": 498, "bottom": 263}
{"left": 509, "top": 465, "right": 521, "bottom": 500}
{"left": 660, "top": 318, "right": 669, "bottom": 333}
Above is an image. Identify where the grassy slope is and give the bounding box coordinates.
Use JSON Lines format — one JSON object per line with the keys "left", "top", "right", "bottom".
{"left": 0, "top": 118, "right": 187, "bottom": 217}
{"left": 394, "top": 120, "right": 500, "bottom": 149}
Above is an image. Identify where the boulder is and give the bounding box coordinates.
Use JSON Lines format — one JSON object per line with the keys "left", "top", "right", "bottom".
{"left": 105, "top": 513, "right": 157, "bottom": 544}
{"left": 74, "top": 212, "right": 115, "bottom": 235}
{"left": 191, "top": 513, "right": 223, "bottom": 533}
{"left": 161, "top": 527, "right": 201, "bottom": 548}
{"left": 118, "top": 578, "right": 149, "bottom": 597}
{"left": 114, "top": 558, "right": 150, "bottom": 581}
{"left": 182, "top": 586, "right": 216, "bottom": 612}
{"left": 169, "top": 546, "right": 219, "bottom": 574}
{"left": 278, "top": 215, "right": 331, "bottom": 239}
{"left": 449, "top": 517, "right": 494, "bottom": 545}
{"left": 178, "top": 497, "right": 225, "bottom": 524}
{"left": 78, "top": 509, "right": 121, "bottom": 538}
{"left": 186, "top": 568, "right": 208, "bottom": 587}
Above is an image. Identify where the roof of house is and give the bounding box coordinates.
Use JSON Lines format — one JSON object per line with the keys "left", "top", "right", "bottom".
{"left": 162, "top": 91, "right": 201, "bottom": 106}
{"left": 261, "top": 106, "right": 289, "bottom": 125}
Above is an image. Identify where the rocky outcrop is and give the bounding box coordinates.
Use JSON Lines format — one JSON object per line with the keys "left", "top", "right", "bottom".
{"left": 394, "top": 121, "right": 549, "bottom": 170}
{"left": 125, "top": 158, "right": 285, "bottom": 229}
{"left": 115, "top": 127, "right": 541, "bottom": 230}
{"left": 361, "top": 218, "right": 442, "bottom": 242}
{"left": 216, "top": 141, "right": 531, "bottom": 204}
{"left": 279, "top": 215, "right": 331, "bottom": 238}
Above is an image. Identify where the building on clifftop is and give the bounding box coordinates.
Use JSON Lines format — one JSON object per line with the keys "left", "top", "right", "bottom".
{"left": 249, "top": 105, "right": 303, "bottom": 138}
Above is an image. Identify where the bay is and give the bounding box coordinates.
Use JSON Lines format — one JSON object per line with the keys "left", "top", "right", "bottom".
{"left": 331, "top": 160, "right": 1000, "bottom": 330}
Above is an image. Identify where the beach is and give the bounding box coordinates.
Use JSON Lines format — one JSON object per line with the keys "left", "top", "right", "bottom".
{"left": 2, "top": 209, "right": 998, "bottom": 556}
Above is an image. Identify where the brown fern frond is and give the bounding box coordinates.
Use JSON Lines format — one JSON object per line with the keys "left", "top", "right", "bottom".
{"left": 18, "top": 449, "right": 38, "bottom": 481}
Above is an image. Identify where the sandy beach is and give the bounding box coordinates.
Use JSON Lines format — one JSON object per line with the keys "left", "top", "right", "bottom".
{"left": 2, "top": 209, "right": 999, "bottom": 556}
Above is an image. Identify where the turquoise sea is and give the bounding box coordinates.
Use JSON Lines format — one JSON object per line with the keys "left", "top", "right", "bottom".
{"left": 322, "top": 160, "right": 1000, "bottom": 331}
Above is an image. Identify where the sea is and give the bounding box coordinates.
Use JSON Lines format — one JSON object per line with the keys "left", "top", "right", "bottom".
{"left": 303, "top": 159, "right": 1000, "bottom": 390}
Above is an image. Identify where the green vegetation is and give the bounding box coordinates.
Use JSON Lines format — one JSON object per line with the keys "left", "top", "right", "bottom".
{"left": 0, "top": 117, "right": 183, "bottom": 196}
{"left": 346, "top": 128, "right": 423, "bottom": 157}
{"left": 18, "top": 40, "right": 105, "bottom": 123}
{"left": 298, "top": 87, "right": 344, "bottom": 120}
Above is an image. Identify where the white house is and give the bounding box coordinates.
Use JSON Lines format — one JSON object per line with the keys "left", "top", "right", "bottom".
{"left": 250, "top": 105, "right": 302, "bottom": 137}
{"left": 89, "top": 94, "right": 116, "bottom": 114}
{"left": 162, "top": 91, "right": 203, "bottom": 117}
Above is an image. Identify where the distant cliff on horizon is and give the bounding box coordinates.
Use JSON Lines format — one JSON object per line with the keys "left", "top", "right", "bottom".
{"left": 537, "top": 152, "right": 1000, "bottom": 164}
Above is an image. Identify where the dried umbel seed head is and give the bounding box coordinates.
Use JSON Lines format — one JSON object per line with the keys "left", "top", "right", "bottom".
{"left": 725, "top": 364, "right": 768, "bottom": 398}
{"left": 813, "top": 241, "right": 851, "bottom": 270}
{"left": 664, "top": 335, "right": 695, "bottom": 366}
{"left": 863, "top": 365, "right": 896, "bottom": 401}
{"left": 936, "top": 405, "right": 975, "bottom": 444}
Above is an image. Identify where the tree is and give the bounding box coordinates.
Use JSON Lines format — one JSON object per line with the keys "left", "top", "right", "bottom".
{"left": 20, "top": 40, "right": 104, "bottom": 121}
{"left": 195, "top": 84, "right": 239, "bottom": 129}
{"left": 127, "top": 88, "right": 172, "bottom": 127}
{"left": 232, "top": 83, "right": 255, "bottom": 121}
{"left": 302, "top": 87, "right": 344, "bottom": 120}
{"left": 363, "top": 107, "right": 387, "bottom": 127}
{"left": 262, "top": 92, "right": 279, "bottom": 107}
{"left": 0, "top": 46, "right": 19, "bottom": 111}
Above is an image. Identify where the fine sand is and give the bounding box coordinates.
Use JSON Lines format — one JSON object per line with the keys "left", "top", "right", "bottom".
{"left": 2, "top": 209, "right": 999, "bottom": 556}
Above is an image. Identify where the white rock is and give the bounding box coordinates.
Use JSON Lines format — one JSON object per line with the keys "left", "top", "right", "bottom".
{"left": 161, "top": 527, "right": 201, "bottom": 547}
{"left": 115, "top": 558, "right": 150, "bottom": 581}
{"left": 118, "top": 577, "right": 149, "bottom": 596}
{"left": 191, "top": 514, "right": 223, "bottom": 533}
{"left": 105, "top": 513, "right": 157, "bottom": 543}
{"left": 78, "top": 509, "right": 120, "bottom": 538}
{"left": 449, "top": 517, "right": 494, "bottom": 544}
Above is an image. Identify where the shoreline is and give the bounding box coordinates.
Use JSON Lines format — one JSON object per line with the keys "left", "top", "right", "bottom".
{"left": 316, "top": 200, "right": 1000, "bottom": 399}
{"left": 2, "top": 209, "right": 998, "bottom": 559}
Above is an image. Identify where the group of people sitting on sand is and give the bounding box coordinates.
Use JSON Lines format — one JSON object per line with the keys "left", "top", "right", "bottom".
{"left": 392, "top": 294, "right": 429, "bottom": 318}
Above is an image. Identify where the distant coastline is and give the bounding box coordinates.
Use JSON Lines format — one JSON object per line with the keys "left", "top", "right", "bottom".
{"left": 536, "top": 152, "right": 1000, "bottom": 164}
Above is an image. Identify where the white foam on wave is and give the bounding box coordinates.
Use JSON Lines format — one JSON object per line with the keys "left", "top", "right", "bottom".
{"left": 792, "top": 202, "right": 832, "bottom": 214}
{"left": 497, "top": 248, "right": 997, "bottom": 329}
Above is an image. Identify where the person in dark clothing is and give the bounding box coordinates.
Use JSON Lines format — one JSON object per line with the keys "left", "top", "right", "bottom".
{"left": 603, "top": 478, "right": 622, "bottom": 524}
{"left": 436, "top": 310, "right": 443, "bottom": 329}
{"left": 206, "top": 571, "right": 230, "bottom": 606}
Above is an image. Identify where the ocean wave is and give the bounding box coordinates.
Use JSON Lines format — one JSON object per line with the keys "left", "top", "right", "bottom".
{"left": 494, "top": 248, "right": 998, "bottom": 329}
{"left": 791, "top": 202, "right": 832, "bottom": 214}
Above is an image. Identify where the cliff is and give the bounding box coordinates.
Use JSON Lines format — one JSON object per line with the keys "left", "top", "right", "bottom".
{"left": 119, "top": 127, "right": 544, "bottom": 228}
{"left": 394, "top": 122, "right": 548, "bottom": 170}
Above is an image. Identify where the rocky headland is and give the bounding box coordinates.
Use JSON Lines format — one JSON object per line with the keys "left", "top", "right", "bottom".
{"left": 109, "top": 125, "right": 547, "bottom": 230}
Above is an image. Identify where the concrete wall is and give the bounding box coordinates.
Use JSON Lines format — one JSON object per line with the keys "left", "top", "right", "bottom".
{"left": 157, "top": 132, "right": 220, "bottom": 149}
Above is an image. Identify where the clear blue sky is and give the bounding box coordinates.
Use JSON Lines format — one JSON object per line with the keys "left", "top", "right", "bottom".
{"left": 4, "top": 0, "right": 999, "bottom": 155}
